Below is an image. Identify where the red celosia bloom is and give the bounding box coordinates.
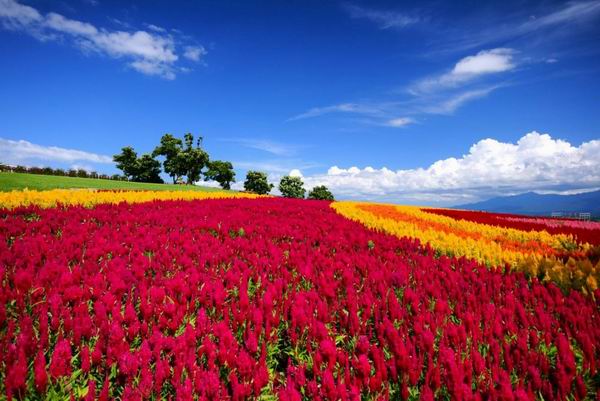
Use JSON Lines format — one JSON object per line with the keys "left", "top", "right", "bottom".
{"left": 49, "top": 339, "right": 72, "bottom": 379}
{"left": 98, "top": 377, "right": 110, "bottom": 401}
{"left": 34, "top": 349, "right": 47, "bottom": 393}
{"left": 80, "top": 346, "right": 91, "bottom": 373}
{"left": 85, "top": 379, "right": 95, "bottom": 401}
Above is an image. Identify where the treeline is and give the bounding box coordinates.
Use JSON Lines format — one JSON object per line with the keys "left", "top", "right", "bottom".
{"left": 0, "top": 163, "right": 127, "bottom": 181}
{"left": 114, "top": 133, "right": 334, "bottom": 199}
{"left": 113, "top": 133, "right": 235, "bottom": 189}
{"left": 243, "top": 171, "right": 334, "bottom": 200}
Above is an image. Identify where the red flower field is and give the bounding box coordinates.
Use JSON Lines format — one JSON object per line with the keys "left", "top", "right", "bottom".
{"left": 1, "top": 198, "right": 600, "bottom": 400}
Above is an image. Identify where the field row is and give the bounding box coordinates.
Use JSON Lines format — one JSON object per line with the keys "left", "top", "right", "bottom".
{"left": 0, "top": 188, "right": 260, "bottom": 209}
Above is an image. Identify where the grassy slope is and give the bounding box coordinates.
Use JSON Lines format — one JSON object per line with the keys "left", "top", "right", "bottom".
{"left": 0, "top": 172, "right": 223, "bottom": 192}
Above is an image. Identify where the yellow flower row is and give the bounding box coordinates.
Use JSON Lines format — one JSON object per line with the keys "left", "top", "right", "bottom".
{"left": 0, "top": 189, "right": 261, "bottom": 209}
{"left": 331, "top": 201, "right": 586, "bottom": 268}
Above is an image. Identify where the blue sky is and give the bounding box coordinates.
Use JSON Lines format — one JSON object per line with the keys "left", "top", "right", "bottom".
{"left": 1, "top": 0, "right": 600, "bottom": 204}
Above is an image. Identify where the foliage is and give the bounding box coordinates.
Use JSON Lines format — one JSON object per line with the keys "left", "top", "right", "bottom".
{"left": 205, "top": 160, "right": 236, "bottom": 190}
{"left": 181, "top": 133, "right": 209, "bottom": 184}
{"left": 135, "top": 154, "right": 164, "bottom": 183}
{"left": 243, "top": 171, "right": 273, "bottom": 194}
{"left": 152, "top": 133, "right": 185, "bottom": 184}
{"left": 112, "top": 146, "right": 139, "bottom": 179}
{"left": 113, "top": 147, "right": 164, "bottom": 184}
{"left": 278, "top": 175, "right": 305, "bottom": 199}
{"left": 308, "top": 185, "right": 334, "bottom": 201}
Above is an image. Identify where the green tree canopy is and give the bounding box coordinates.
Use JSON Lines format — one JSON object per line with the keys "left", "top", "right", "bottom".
{"left": 279, "top": 175, "right": 305, "bottom": 199}
{"left": 113, "top": 147, "right": 163, "bottom": 183}
{"left": 307, "top": 185, "right": 334, "bottom": 201}
{"left": 153, "top": 134, "right": 184, "bottom": 184}
{"left": 205, "top": 160, "right": 235, "bottom": 190}
{"left": 135, "top": 154, "right": 164, "bottom": 183}
{"left": 182, "top": 133, "right": 209, "bottom": 184}
{"left": 243, "top": 171, "right": 273, "bottom": 194}
{"left": 113, "top": 146, "right": 139, "bottom": 180}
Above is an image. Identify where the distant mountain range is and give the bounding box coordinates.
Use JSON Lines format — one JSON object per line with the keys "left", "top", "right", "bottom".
{"left": 455, "top": 190, "right": 600, "bottom": 217}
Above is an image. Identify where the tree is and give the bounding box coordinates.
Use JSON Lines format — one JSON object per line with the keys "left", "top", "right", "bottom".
{"left": 244, "top": 171, "right": 273, "bottom": 194}
{"left": 308, "top": 185, "right": 334, "bottom": 201}
{"left": 279, "top": 175, "right": 305, "bottom": 199}
{"left": 113, "top": 146, "right": 139, "bottom": 180}
{"left": 205, "top": 160, "right": 235, "bottom": 190}
{"left": 114, "top": 146, "right": 163, "bottom": 183}
{"left": 182, "top": 133, "right": 209, "bottom": 184}
{"left": 136, "top": 154, "right": 164, "bottom": 183}
{"left": 153, "top": 134, "right": 185, "bottom": 184}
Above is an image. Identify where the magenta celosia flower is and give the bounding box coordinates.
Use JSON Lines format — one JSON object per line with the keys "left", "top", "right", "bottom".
{"left": 34, "top": 349, "right": 48, "bottom": 393}
{"left": 80, "top": 346, "right": 91, "bottom": 373}
{"left": 85, "top": 379, "right": 95, "bottom": 401}
{"left": 49, "top": 339, "right": 72, "bottom": 379}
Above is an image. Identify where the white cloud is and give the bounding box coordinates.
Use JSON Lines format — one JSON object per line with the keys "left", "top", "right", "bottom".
{"left": 343, "top": 4, "right": 418, "bottom": 29}
{"left": 421, "top": 87, "right": 498, "bottom": 115}
{"left": 129, "top": 59, "right": 176, "bottom": 80}
{"left": 0, "top": 0, "right": 42, "bottom": 29}
{"left": 385, "top": 117, "right": 414, "bottom": 127}
{"left": 0, "top": 138, "right": 114, "bottom": 165}
{"left": 199, "top": 180, "right": 222, "bottom": 188}
{"left": 452, "top": 48, "right": 516, "bottom": 75}
{"left": 0, "top": 0, "right": 205, "bottom": 79}
{"left": 288, "top": 169, "right": 303, "bottom": 177}
{"left": 45, "top": 12, "right": 98, "bottom": 36}
{"left": 183, "top": 45, "right": 206, "bottom": 62}
{"left": 521, "top": 1, "right": 600, "bottom": 31}
{"left": 288, "top": 103, "right": 384, "bottom": 121}
{"left": 410, "top": 48, "right": 516, "bottom": 94}
{"left": 424, "top": 1, "right": 600, "bottom": 54}
{"left": 146, "top": 23, "right": 166, "bottom": 33}
{"left": 70, "top": 164, "right": 95, "bottom": 172}
{"left": 290, "top": 48, "right": 516, "bottom": 125}
{"left": 294, "top": 132, "right": 600, "bottom": 205}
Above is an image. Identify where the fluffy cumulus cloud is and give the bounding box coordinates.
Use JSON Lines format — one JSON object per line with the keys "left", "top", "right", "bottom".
{"left": 0, "top": 138, "right": 113, "bottom": 165}
{"left": 292, "top": 132, "right": 600, "bottom": 205}
{"left": 0, "top": 0, "right": 205, "bottom": 79}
